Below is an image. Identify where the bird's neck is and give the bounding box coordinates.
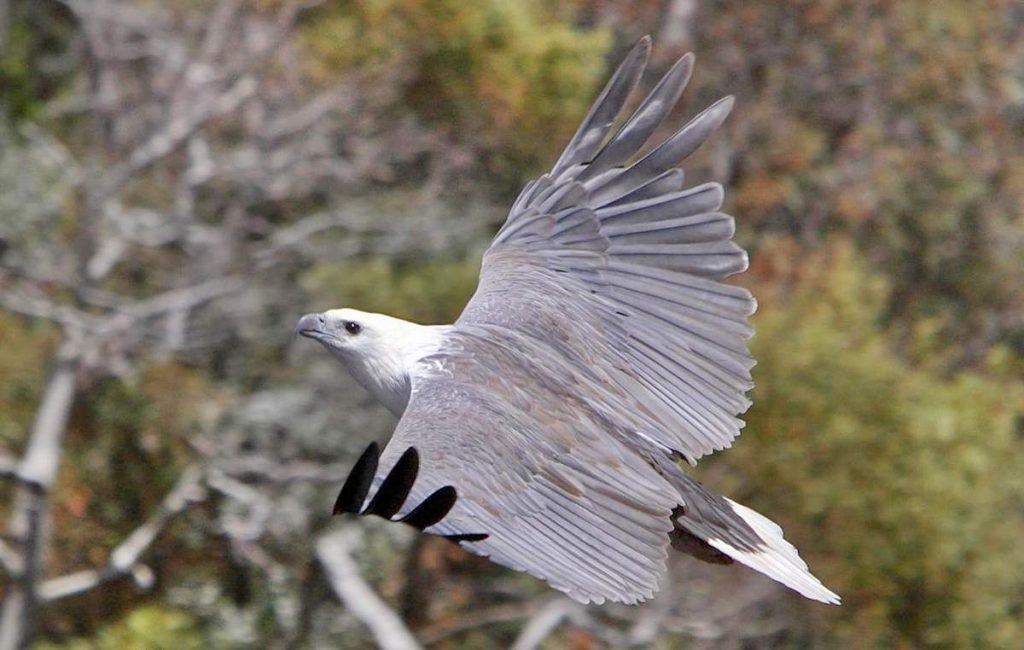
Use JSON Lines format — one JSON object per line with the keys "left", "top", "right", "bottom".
{"left": 344, "top": 320, "right": 450, "bottom": 417}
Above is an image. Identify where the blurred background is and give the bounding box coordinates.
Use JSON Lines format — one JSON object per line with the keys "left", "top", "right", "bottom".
{"left": 0, "top": 0, "right": 1022, "bottom": 648}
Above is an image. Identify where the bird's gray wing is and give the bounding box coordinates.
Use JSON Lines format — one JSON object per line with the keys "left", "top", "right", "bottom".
{"left": 458, "top": 37, "right": 755, "bottom": 463}
{"left": 338, "top": 327, "right": 681, "bottom": 605}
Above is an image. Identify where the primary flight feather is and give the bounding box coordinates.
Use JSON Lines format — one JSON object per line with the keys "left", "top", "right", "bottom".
{"left": 297, "top": 37, "right": 840, "bottom": 605}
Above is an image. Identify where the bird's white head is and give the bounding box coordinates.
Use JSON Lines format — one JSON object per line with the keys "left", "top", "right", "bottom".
{"left": 296, "top": 308, "right": 447, "bottom": 415}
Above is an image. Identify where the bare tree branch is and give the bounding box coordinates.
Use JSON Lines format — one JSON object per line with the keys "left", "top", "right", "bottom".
{"left": 58, "top": 0, "right": 168, "bottom": 32}
{"left": 207, "top": 469, "right": 272, "bottom": 543}
{"left": 254, "top": 210, "right": 377, "bottom": 266}
{"left": 316, "top": 528, "right": 423, "bottom": 650}
{"left": 93, "top": 74, "right": 259, "bottom": 206}
{"left": 10, "top": 352, "right": 78, "bottom": 489}
{"left": 258, "top": 88, "right": 354, "bottom": 141}
{"left": 509, "top": 599, "right": 579, "bottom": 650}
{"left": 116, "top": 275, "right": 246, "bottom": 322}
{"left": 196, "top": 0, "right": 243, "bottom": 65}
{"left": 0, "top": 350, "right": 79, "bottom": 650}
{"left": 0, "top": 287, "right": 97, "bottom": 333}
{"left": 213, "top": 454, "right": 353, "bottom": 484}
{"left": 38, "top": 466, "right": 206, "bottom": 604}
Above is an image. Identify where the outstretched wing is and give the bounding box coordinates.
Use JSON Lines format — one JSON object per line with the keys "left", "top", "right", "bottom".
{"left": 458, "top": 37, "right": 755, "bottom": 463}
{"left": 338, "top": 327, "right": 681, "bottom": 605}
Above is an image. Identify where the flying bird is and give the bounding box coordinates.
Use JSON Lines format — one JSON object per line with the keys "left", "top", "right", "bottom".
{"left": 297, "top": 37, "right": 840, "bottom": 605}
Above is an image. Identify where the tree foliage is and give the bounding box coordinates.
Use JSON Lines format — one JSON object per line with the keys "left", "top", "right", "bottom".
{"left": 710, "top": 239, "right": 1024, "bottom": 648}
{"left": 691, "top": 0, "right": 1024, "bottom": 361}
{"left": 32, "top": 606, "right": 206, "bottom": 650}
{"left": 300, "top": 0, "right": 612, "bottom": 189}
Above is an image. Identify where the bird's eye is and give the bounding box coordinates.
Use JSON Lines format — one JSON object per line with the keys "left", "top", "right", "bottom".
{"left": 344, "top": 321, "right": 362, "bottom": 335}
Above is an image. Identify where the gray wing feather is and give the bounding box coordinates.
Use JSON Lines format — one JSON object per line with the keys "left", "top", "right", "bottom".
{"left": 460, "top": 40, "right": 752, "bottom": 462}
{"left": 605, "top": 168, "right": 686, "bottom": 205}
{"left": 549, "top": 37, "right": 651, "bottom": 177}
{"left": 586, "top": 96, "right": 735, "bottom": 205}
{"left": 371, "top": 329, "right": 679, "bottom": 604}
{"left": 577, "top": 53, "right": 694, "bottom": 181}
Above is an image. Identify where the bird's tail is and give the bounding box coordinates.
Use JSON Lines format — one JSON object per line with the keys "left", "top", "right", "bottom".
{"left": 656, "top": 458, "right": 840, "bottom": 604}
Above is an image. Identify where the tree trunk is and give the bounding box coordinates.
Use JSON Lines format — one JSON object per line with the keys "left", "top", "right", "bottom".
{"left": 0, "top": 351, "right": 79, "bottom": 650}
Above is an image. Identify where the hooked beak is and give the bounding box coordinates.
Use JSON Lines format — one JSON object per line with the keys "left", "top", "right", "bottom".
{"left": 294, "top": 312, "right": 326, "bottom": 342}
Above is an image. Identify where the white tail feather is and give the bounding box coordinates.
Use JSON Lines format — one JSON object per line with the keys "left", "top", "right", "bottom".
{"left": 704, "top": 499, "right": 841, "bottom": 605}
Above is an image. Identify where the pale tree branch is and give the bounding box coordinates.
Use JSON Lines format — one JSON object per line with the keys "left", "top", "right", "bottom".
{"left": 254, "top": 209, "right": 378, "bottom": 267}
{"left": 206, "top": 469, "right": 272, "bottom": 543}
{"left": 38, "top": 465, "right": 206, "bottom": 604}
{"left": 0, "top": 275, "right": 245, "bottom": 360}
{"left": 212, "top": 454, "right": 354, "bottom": 484}
{"left": 174, "top": 0, "right": 319, "bottom": 97}
{"left": 114, "top": 275, "right": 246, "bottom": 323}
{"left": 10, "top": 352, "right": 79, "bottom": 489}
{"left": 0, "top": 287, "right": 98, "bottom": 334}
{"left": 509, "top": 599, "right": 579, "bottom": 650}
{"left": 58, "top": 0, "right": 167, "bottom": 33}
{"left": 258, "top": 87, "right": 354, "bottom": 141}
{"left": 196, "top": 0, "right": 243, "bottom": 65}
{"left": 0, "top": 349, "right": 79, "bottom": 650}
{"left": 316, "top": 528, "right": 423, "bottom": 650}
{"left": 93, "top": 74, "right": 259, "bottom": 207}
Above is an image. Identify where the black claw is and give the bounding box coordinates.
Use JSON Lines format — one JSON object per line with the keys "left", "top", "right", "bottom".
{"left": 362, "top": 447, "right": 419, "bottom": 519}
{"left": 399, "top": 485, "right": 458, "bottom": 531}
{"left": 333, "top": 442, "right": 380, "bottom": 515}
